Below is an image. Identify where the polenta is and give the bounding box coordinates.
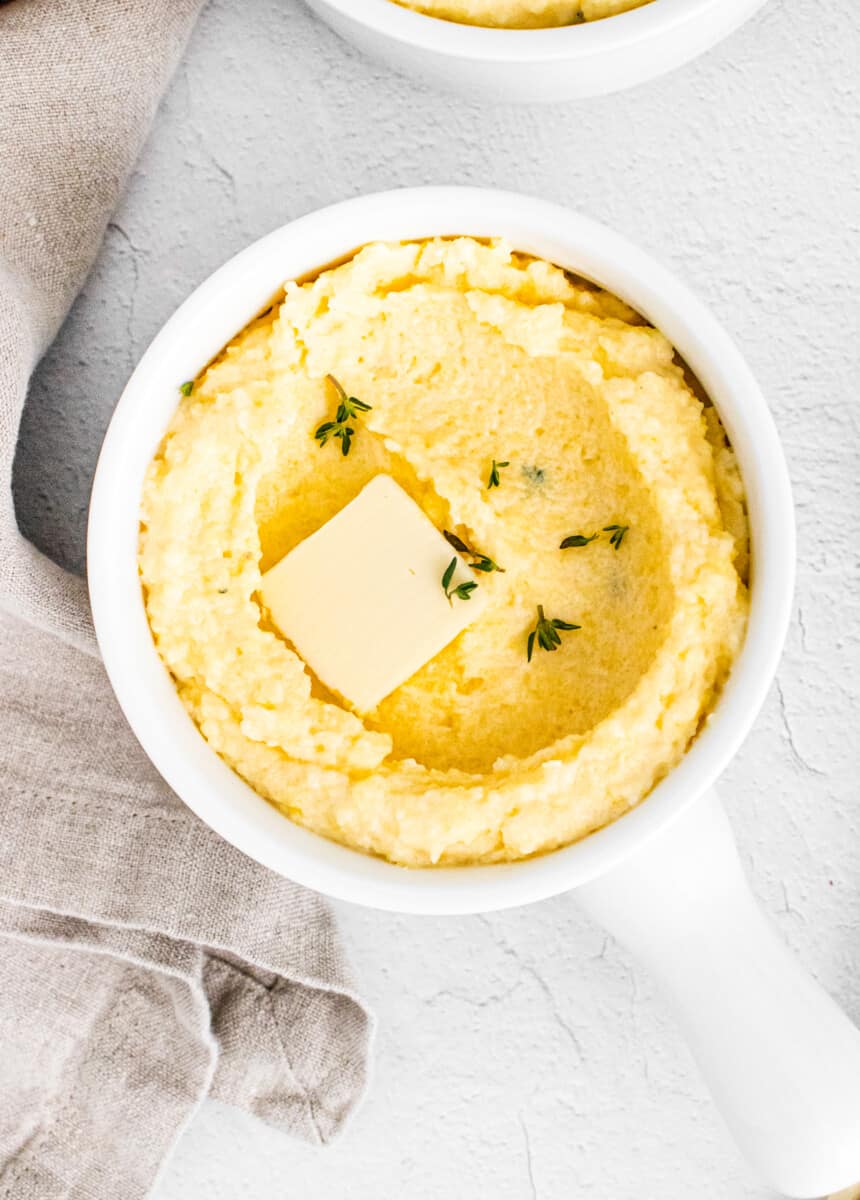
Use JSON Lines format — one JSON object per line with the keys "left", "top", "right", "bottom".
{"left": 139, "top": 238, "right": 748, "bottom": 867}
{"left": 390, "top": 0, "right": 653, "bottom": 29}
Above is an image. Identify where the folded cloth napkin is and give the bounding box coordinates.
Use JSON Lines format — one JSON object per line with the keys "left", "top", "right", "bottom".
{"left": 0, "top": 4, "right": 372, "bottom": 1198}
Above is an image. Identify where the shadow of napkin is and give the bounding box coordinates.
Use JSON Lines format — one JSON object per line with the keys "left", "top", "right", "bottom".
{"left": 0, "top": 3, "right": 373, "bottom": 1197}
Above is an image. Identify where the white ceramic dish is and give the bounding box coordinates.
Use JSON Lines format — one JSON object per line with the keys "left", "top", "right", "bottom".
{"left": 88, "top": 188, "right": 860, "bottom": 1196}
{"left": 302, "top": 0, "right": 770, "bottom": 101}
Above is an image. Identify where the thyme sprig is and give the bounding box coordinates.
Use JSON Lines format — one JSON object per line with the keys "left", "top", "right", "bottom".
{"left": 527, "top": 604, "right": 580, "bottom": 662}
{"left": 443, "top": 530, "right": 505, "bottom": 574}
{"left": 314, "top": 375, "right": 372, "bottom": 457}
{"left": 487, "top": 459, "right": 510, "bottom": 490}
{"left": 559, "top": 533, "right": 598, "bottom": 549}
{"left": 442, "top": 558, "right": 478, "bottom": 604}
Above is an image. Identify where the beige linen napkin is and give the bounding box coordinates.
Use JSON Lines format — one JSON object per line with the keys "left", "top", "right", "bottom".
{"left": 0, "top": 3, "right": 372, "bottom": 1197}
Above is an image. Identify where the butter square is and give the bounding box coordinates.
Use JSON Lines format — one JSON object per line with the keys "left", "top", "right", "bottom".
{"left": 259, "top": 474, "right": 486, "bottom": 712}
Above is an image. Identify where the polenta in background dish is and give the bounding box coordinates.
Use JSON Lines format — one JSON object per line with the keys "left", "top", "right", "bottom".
{"left": 139, "top": 237, "right": 748, "bottom": 868}
{"left": 390, "top": 0, "right": 654, "bottom": 29}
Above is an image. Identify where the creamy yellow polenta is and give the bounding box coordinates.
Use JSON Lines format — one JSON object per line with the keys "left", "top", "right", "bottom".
{"left": 140, "top": 238, "right": 748, "bottom": 867}
{"left": 391, "top": 0, "right": 652, "bottom": 29}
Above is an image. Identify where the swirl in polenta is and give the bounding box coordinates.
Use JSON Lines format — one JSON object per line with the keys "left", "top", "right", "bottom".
{"left": 139, "top": 238, "right": 748, "bottom": 867}
{"left": 390, "top": 0, "right": 653, "bottom": 29}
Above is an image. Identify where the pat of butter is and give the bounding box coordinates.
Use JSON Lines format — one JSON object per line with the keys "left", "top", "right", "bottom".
{"left": 259, "top": 474, "right": 486, "bottom": 712}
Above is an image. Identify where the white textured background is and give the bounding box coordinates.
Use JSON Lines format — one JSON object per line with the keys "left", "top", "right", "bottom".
{"left": 12, "top": 0, "right": 860, "bottom": 1195}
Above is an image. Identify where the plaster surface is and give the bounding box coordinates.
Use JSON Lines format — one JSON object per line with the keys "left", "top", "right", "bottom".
{"left": 12, "top": 0, "right": 860, "bottom": 1195}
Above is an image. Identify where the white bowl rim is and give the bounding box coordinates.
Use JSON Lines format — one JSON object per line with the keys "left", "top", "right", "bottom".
{"left": 309, "top": 0, "right": 765, "bottom": 61}
{"left": 88, "top": 185, "right": 795, "bottom": 915}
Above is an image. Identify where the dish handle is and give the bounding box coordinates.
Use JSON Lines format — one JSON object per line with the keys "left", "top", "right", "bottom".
{"left": 576, "top": 789, "right": 860, "bottom": 1198}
